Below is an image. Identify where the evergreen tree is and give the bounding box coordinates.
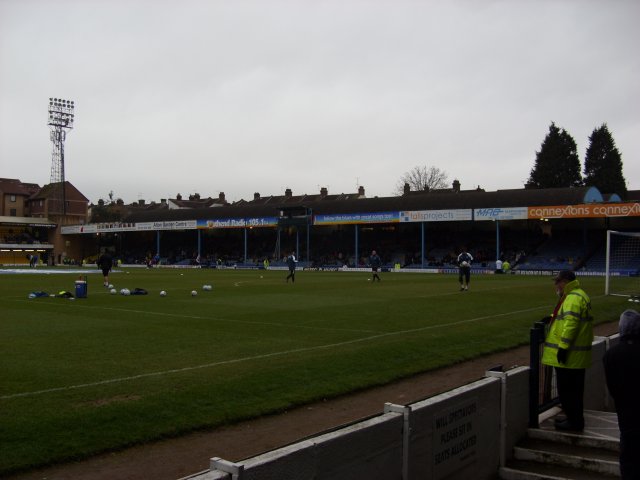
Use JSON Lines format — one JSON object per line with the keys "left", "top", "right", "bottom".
{"left": 527, "top": 123, "right": 582, "bottom": 188}
{"left": 583, "top": 123, "right": 627, "bottom": 195}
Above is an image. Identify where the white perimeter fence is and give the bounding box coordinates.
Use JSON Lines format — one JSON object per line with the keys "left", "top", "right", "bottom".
{"left": 181, "top": 335, "right": 616, "bottom": 480}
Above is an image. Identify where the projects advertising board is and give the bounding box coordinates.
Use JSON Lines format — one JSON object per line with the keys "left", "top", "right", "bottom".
{"left": 400, "top": 209, "right": 473, "bottom": 222}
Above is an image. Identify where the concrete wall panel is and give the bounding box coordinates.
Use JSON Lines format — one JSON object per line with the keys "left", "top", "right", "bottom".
{"left": 503, "top": 366, "right": 530, "bottom": 460}
{"left": 313, "top": 413, "right": 404, "bottom": 480}
{"left": 241, "top": 412, "right": 404, "bottom": 480}
{"left": 585, "top": 337, "right": 608, "bottom": 411}
{"left": 407, "top": 377, "right": 501, "bottom": 480}
{"left": 184, "top": 334, "right": 621, "bottom": 480}
{"left": 242, "top": 439, "right": 318, "bottom": 480}
{"left": 601, "top": 333, "right": 619, "bottom": 411}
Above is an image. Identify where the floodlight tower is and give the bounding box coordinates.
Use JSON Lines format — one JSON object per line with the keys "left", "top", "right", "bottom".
{"left": 47, "top": 98, "right": 75, "bottom": 215}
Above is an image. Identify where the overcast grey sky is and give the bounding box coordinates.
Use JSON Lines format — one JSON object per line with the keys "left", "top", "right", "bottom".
{"left": 1, "top": 0, "right": 638, "bottom": 205}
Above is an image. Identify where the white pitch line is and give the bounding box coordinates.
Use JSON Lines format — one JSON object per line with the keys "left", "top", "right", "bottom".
{"left": 0, "top": 268, "right": 104, "bottom": 275}
{"left": 416, "top": 281, "right": 548, "bottom": 298}
{"left": 1, "top": 303, "right": 550, "bottom": 400}
{"left": 8, "top": 298, "right": 383, "bottom": 335}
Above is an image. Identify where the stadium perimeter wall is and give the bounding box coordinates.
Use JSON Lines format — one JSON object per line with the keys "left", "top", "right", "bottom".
{"left": 182, "top": 335, "right": 614, "bottom": 480}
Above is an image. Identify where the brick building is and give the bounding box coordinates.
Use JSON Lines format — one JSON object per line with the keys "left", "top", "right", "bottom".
{"left": 0, "top": 178, "right": 89, "bottom": 265}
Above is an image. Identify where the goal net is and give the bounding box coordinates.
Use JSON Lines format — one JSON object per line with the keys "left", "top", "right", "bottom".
{"left": 605, "top": 230, "right": 640, "bottom": 297}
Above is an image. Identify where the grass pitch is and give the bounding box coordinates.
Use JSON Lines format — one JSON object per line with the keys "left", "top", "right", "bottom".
{"left": 0, "top": 267, "right": 627, "bottom": 475}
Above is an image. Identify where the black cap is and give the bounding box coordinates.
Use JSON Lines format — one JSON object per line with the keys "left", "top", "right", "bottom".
{"left": 553, "top": 270, "right": 576, "bottom": 283}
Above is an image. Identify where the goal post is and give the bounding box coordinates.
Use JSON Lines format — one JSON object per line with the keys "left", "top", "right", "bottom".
{"left": 605, "top": 230, "right": 640, "bottom": 297}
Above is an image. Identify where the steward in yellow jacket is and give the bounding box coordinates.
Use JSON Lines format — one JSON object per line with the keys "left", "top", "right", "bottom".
{"left": 541, "top": 270, "right": 593, "bottom": 431}
{"left": 542, "top": 279, "right": 593, "bottom": 368}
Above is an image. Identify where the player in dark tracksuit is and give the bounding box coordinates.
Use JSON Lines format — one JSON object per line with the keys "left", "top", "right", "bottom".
{"left": 285, "top": 252, "right": 297, "bottom": 283}
{"left": 97, "top": 252, "right": 113, "bottom": 287}
{"left": 370, "top": 250, "right": 382, "bottom": 282}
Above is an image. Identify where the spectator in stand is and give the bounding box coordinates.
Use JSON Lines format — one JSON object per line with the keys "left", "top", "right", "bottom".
{"left": 603, "top": 309, "right": 640, "bottom": 480}
{"left": 495, "top": 258, "right": 503, "bottom": 274}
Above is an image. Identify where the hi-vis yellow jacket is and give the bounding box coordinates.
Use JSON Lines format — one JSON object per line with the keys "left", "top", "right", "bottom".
{"left": 542, "top": 279, "right": 594, "bottom": 369}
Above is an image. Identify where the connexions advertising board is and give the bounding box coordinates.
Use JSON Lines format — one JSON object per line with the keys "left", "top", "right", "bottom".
{"left": 528, "top": 202, "right": 640, "bottom": 219}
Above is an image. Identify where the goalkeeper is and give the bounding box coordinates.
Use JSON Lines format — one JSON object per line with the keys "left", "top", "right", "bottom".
{"left": 457, "top": 248, "right": 473, "bottom": 291}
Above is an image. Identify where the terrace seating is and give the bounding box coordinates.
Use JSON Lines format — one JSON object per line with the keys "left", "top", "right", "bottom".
{"left": 582, "top": 243, "right": 640, "bottom": 274}
{"left": 515, "top": 237, "right": 582, "bottom": 271}
{"left": 516, "top": 257, "right": 576, "bottom": 271}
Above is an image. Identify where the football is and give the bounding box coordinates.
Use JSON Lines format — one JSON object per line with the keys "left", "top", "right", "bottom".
{"left": 191, "top": 290, "right": 198, "bottom": 296}
{"left": 110, "top": 288, "right": 117, "bottom": 295}
{"left": 160, "top": 290, "right": 167, "bottom": 297}
{"left": 460, "top": 261, "right": 470, "bottom": 267}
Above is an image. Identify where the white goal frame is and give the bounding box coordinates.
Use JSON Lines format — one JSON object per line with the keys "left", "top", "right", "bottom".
{"left": 605, "top": 230, "right": 640, "bottom": 296}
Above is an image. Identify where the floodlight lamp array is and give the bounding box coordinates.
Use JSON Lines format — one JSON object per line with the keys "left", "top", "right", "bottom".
{"left": 48, "top": 98, "right": 75, "bottom": 128}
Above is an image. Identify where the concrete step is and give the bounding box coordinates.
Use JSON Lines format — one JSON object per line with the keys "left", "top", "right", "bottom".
{"left": 500, "top": 459, "right": 620, "bottom": 480}
{"left": 526, "top": 428, "right": 619, "bottom": 452}
{"left": 512, "top": 437, "right": 619, "bottom": 477}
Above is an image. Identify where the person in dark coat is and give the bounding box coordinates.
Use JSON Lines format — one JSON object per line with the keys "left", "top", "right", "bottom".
{"left": 369, "top": 250, "right": 382, "bottom": 282}
{"left": 603, "top": 309, "right": 640, "bottom": 480}
{"left": 97, "top": 252, "right": 113, "bottom": 287}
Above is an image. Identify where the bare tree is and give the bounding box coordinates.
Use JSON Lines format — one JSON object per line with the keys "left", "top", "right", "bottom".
{"left": 395, "top": 165, "right": 449, "bottom": 195}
